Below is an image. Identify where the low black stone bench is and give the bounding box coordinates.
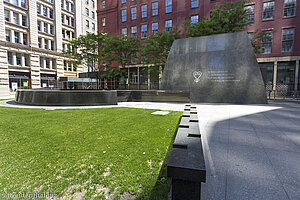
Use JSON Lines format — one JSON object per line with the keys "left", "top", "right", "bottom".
{"left": 167, "top": 105, "right": 206, "bottom": 200}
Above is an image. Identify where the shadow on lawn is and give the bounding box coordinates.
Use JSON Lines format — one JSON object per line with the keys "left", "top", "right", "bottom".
{"left": 142, "top": 116, "right": 181, "bottom": 200}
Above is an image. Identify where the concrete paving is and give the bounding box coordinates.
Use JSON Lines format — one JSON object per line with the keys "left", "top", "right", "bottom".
{"left": 0, "top": 100, "right": 299, "bottom": 199}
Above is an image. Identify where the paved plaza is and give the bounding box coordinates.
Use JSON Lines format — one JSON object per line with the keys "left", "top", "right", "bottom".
{"left": 0, "top": 99, "right": 299, "bottom": 199}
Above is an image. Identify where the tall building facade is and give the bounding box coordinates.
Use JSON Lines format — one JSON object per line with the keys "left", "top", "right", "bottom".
{"left": 0, "top": 0, "right": 98, "bottom": 97}
{"left": 98, "top": 0, "right": 299, "bottom": 95}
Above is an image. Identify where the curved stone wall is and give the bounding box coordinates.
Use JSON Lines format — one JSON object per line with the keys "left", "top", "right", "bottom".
{"left": 15, "top": 89, "right": 118, "bottom": 106}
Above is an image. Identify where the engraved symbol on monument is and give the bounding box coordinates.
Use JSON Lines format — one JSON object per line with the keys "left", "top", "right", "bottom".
{"left": 193, "top": 71, "right": 202, "bottom": 83}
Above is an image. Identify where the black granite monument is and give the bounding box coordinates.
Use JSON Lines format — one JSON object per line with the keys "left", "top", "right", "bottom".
{"left": 161, "top": 32, "right": 267, "bottom": 104}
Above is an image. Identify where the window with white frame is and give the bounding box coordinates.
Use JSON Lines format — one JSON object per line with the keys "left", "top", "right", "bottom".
{"left": 142, "top": 4, "right": 147, "bottom": 18}
{"left": 263, "top": 1, "right": 274, "bottom": 20}
{"left": 102, "top": 18, "right": 106, "bottom": 26}
{"left": 43, "top": 6, "right": 47, "bottom": 17}
{"left": 92, "top": 11, "right": 95, "bottom": 19}
{"left": 282, "top": 28, "right": 294, "bottom": 52}
{"left": 261, "top": 31, "right": 273, "bottom": 53}
{"left": 22, "top": 15, "right": 27, "bottom": 26}
{"left": 14, "top": 31, "right": 20, "bottom": 43}
{"left": 13, "top": 12, "right": 19, "bottom": 25}
{"left": 191, "top": 0, "right": 198, "bottom": 8}
{"left": 152, "top": 22, "right": 158, "bottom": 35}
{"left": 86, "top": 8, "right": 89, "bottom": 16}
{"left": 131, "top": 26, "right": 137, "bottom": 38}
{"left": 141, "top": 24, "right": 147, "bottom": 39}
{"left": 37, "top": 3, "right": 41, "bottom": 14}
{"left": 102, "top": 1, "right": 105, "bottom": 8}
{"left": 23, "top": 33, "right": 28, "bottom": 45}
{"left": 92, "top": 23, "right": 95, "bottom": 30}
{"left": 165, "top": 19, "right": 172, "bottom": 32}
{"left": 166, "top": 0, "right": 172, "bottom": 13}
{"left": 86, "top": 20, "right": 89, "bottom": 28}
{"left": 6, "top": 30, "right": 11, "bottom": 42}
{"left": 92, "top": 0, "right": 95, "bottom": 8}
{"left": 121, "top": 9, "right": 127, "bottom": 22}
{"left": 191, "top": 15, "right": 198, "bottom": 24}
{"left": 152, "top": 2, "right": 158, "bottom": 16}
{"left": 245, "top": 4, "right": 255, "bottom": 22}
{"left": 4, "top": 10, "right": 10, "bottom": 22}
{"left": 7, "top": 52, "right": 13, "bottom": 65}
{"left": 131, "top": 7, "right": 137, "bottom": 20}
{"left": 284, "top": 0, "right": 296, "bottom": 17}
{"left": 122, "top": 28, "right": 127, "bottom": 37}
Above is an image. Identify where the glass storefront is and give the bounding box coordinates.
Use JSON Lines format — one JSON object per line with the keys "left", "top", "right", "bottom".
{"left": 40, "top": 74, "right": 57, "bottom": 88}
{"left": 9, "top": 71, "right": 31, "bottom": 92}
{"left": 277, "top": 61, "right": 296, "bottom": 91}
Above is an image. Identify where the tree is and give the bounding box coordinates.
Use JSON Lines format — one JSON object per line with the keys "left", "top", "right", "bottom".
{"left": 140, "top": 29, "right": 181, "bottom": 68}
{"left": 63, "top": 33, "right": 108, "bottom": 72}
{"left": 103, "top": 35, "right": 140, "bottom": 69}
{"left": 185, "top": 0, "right": 251, "bottom": 37}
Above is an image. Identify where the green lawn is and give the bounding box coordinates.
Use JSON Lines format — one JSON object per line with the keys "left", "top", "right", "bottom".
{"left": 0, "top": 107, "right": 182, "bottom": 199}
{"left": 0, "top": 98, "right": 13, "bottom": 101}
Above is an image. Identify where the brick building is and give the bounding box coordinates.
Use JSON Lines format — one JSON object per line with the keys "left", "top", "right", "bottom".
{"left": 98, "top": 0, "right": 299, "bottom": 95}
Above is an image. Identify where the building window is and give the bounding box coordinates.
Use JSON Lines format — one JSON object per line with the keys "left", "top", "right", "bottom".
{"left": 282, "top": 28, "right": 294, "bottom": 52}
{"left": 44, "top": 39, "right": 49, "bottom": 50}
{"left": 86, "top": 20, "right": 89, "bottom": 28}
{"left": 165, "top": 19, "right": 172, "bottom": 32}
{"left": 86, "top": 8, "right": 89, "bottom": 16}
{"left": 131, "top": 7, "right": 137, "bottom": 20}
{"left": 50, "top": 25, "right": 54, "bottom": 34}
{"left": 121, "top": 28, "right": 127, "bottom": 37}
{"left": 61, "top": 0, "right": 64, "bottom": 8}
{"left": 12, "top": 0, "right": 18, "bottom": 6}
{"left": 37, "top": 21, "right": 41, "bottom": 31}
{"left": 44, "top": 23, "right": 48, "bottom": 33}
{"left": 14, "top": 31, "right": 20, "bottom": 43}
{"left": 23, "top": 33, "right": 28, "bottom": 45}
{"left": 102, "top": 18, "right": 106, "bottom": 26}
{"left": 52, "top": 59, "right": 56, "bottom": 69}
{"left": 191, "top": 15, "right": 198, "bottom": 24}
{"left": 20, "top": 0, "right": 26, "bottom": 8}
{"left": 191, "top": 0, "right": 198, "bottom": 8}
{"left": 66, "top": 2, "right": 69, "bottom": 11}
{"left": 13, "top": 12, "right": 19, "bottom": 25}
{"left": 70, "top": 3, "right": 74, "bottom": 12}
{"left": 7, "top": 52, "right": 13, "bottom": 65}
{"left": 16, "top": 53, "right": 22, "bottom": 66}
{"left": 24, "top": 54, "right": 30, "bottom": 67}
{"left": 122, "top": 0, "right": 126, "bottom": 3}
{"left": 166, "top": 0, "right": 172, "bottom": 13}
{"left": 261, "top": 31, "right": 272, "bottom": 54}
{"left": 92, "top": 23, "right": 95, "bottom": 30}
{"left": 92, "top": 0, "right": 95, "bottom": 8}
{"left": 85, "top": 0, "right": 89, "bottom": 4}
{"left": 37, "top": 3, "right": 41, "bottom": 14}
{"left": 152, "top": 22, "right": 158, "bottom": 35}
{"left": 263, "top": 1, "right": 274, "bottom": 20}
{"left": 4, "top": 10, "right": 10, "bottom": 22}
{"left": 49, "top": 8, "right": 54, "bottom": 19}
{"left": 38, "top": 37, "right": 42, "bottom": 48}
{"left": 102, "top": 1, "right": 105, "bottom": 8}
{"left": 131, "top": 26, "right": 137, "bottom": 38}
{"left": 92, "top": 11, "right": 95, "bottom": 19}
{"left": 43, "top": 6, "right": 47, "bottom": 17}
{"left": 61, "top": 14, "right": 64, "bottom": 23}
{"left": 51, "top": 40, "right": 54, "bottom": 51}
{"left": 284, "top": 0, "right": 296, "bottom": 17}
{"left": 71, "top": 18, "right": 74, "bottom": 27}
{"left": 152, "top": 2, "right": 158, "bottom": 16}
{"left": 5, "top": 30, "right": 11, "bottom": 42}
{"left": 141, "top": 4, "right": 147, "bottom": 18}
{"left": 141, "top": 24, "right": 147, "bottom": 39}
{"left": 22, "top": 15, "right": 27, "bottom": 26}
{"left": 45, "top": 58, "right": 50, "bottom": 69}
{"left": 121, "top": 9, "right": 127, "bottom": 22}
{"left": 245, "top": 4, "right": 255, "bottom": 22}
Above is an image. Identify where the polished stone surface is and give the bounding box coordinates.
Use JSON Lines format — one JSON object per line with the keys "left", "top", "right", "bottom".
{"left": 15, "top": 89, "right": 118, "bottom": 106}
{"left": 161, "top": 32, "right": 267, "bottom": 104}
